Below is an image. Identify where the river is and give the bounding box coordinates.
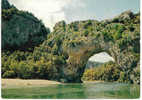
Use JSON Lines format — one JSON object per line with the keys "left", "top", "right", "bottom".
{"left": 2, "top": 82, "right": 140, "bottom": 99}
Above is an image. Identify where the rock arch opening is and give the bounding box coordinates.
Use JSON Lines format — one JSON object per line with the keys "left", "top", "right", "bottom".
{"left": 81, "top": 52, "right": 116, "bottom": 82}
{"left": 85, "top": 52, "right": 115, "bottom": 69}
{"left": 63, "top": 44, "right": 117, "bottom": 83}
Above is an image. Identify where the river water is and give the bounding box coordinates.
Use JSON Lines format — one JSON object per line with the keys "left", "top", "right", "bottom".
{"left": 2, "top": 82, "right": 140, "bottom": 99}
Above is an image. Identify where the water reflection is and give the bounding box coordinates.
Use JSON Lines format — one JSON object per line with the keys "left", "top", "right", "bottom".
{"left": 82, "top": 82, "right": 140, "bottom": 99}
{"left": 48, "top": 83, "right": 87, "bottom": 99}
{"left": 41, "top": 82, "right": 140, "bottom": 99}
{"left": 2, "top": 82, "right": 140, "bottom": 99}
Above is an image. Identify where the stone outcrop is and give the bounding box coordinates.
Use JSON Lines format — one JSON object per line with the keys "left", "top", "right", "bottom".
{"left": 2, "top": 0, "right": 50, "bottom": 51}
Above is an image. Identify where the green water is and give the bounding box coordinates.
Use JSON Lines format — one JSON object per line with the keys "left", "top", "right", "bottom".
{"left": 2, "top": 82, "right": 140, "bottom": 99}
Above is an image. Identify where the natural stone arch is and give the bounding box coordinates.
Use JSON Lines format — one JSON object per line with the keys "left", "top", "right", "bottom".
{"left": 49, "top": 12, "right": 140, "bottom": 83}
{"left": 62, "top": 42, "right": 117, "bottom": 83}
{"left": 61, "top": 40, "right": 138, "bottom": 83}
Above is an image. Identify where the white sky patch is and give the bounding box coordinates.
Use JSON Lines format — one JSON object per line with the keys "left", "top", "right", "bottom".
{"left": 89, "top": 52, "right": 115, "bottom": 63}
{"left": 8, "top": 0, "right": 86, "bottom": 31}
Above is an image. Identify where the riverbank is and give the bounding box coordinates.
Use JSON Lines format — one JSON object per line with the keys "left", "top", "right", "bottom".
{"left": 2, "top": 79, "right": 61, "bottom": 88}
{"left": 83, "top": 80, "right": 104, "bottom": 83}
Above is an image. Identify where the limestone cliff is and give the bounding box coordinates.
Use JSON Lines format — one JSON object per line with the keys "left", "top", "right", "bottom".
{"left": 2, "top": 0, "right": 50, "bottom": 51}
{"left": 40, "top": 11, "right": 140, "bottom": 83}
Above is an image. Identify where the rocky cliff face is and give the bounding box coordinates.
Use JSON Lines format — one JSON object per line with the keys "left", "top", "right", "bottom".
{"left": 2, "top": 0, "right": 11, "bottom": 9}
{"left": 40, "top": 11, "right": 140, "bottom": 83}
{"left": 1, "top": 0, "right": 140, "bottom": 84}
{"left": 2, "top": 0, "right": 50, "bottom": 51}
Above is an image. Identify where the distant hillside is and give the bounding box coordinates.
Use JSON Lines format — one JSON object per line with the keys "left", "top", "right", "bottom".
{"left": 85, "top": 61, "right": 104, "bottom": 69}
{"left": 2, "top": 0, "right": 50, "bottom": 51}
{"left": 1, "top": 0, "right": 140, "bottom": 84}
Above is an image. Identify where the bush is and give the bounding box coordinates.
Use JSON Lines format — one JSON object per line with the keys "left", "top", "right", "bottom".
{"left": 113, "top": 31, "right": 122, "bottom": 40}
{"left": 118, "top": 71, "right": 127, "bottom": 83}
{"left": 3, "top": 70, "right": 16, "bottom": 78}
{"left": 82, "top": 62, "right": 120, "bottom": 82}
{"left": 83, "top": 30, "right": 89, "bottom": 37}
{"left": 18, "top": 61, "right": 32, "bottom": 79}
{"left": 81, "top": 69, "right": 95, "bottom": 81}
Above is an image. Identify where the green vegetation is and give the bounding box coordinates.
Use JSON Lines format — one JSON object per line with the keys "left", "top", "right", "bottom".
{"left": 2, "top": 0, "right": 140, "bottom": 84}
{"left": 2, "top": 51, "right": 65, "bottom": 81}
{"left": 82, "top": 62, "right": 120, "bottom": 82}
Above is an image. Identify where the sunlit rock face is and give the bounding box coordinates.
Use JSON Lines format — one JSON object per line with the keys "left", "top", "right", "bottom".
{"left": 86, "top": 52, "right": 114, "bottom": 69}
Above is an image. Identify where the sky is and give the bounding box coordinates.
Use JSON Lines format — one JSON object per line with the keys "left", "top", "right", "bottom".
{"left": 89, "top": 52, "right": 114, "bottom": 63}
{"left": 8, "top": 0, "right": 140, "bottom": 30}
